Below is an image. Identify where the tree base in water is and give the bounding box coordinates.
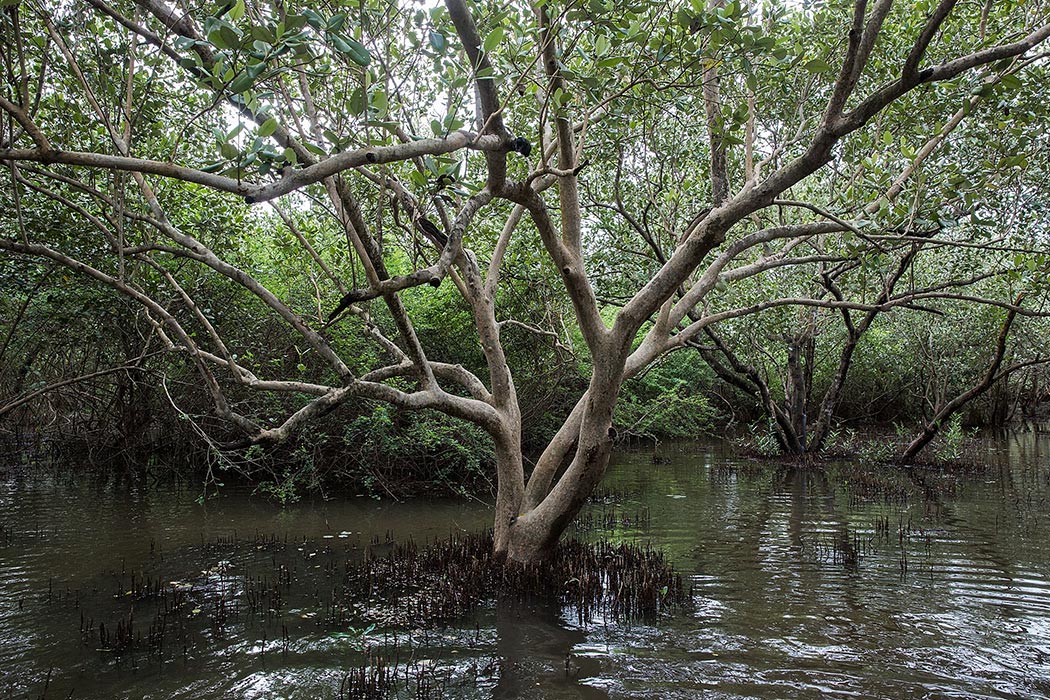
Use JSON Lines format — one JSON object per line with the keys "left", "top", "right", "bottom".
{"left": 344, "top": 533, "right": 686, "bottom": 627}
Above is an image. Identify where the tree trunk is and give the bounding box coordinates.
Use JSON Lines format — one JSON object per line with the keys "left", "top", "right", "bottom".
{"left": 901, "top": 299, "right": 1021, "bottom": 462}
{"left": 499, "top": 343, "right": 625, "bottom": 562}
{"left": 784, "top": 339, "right": 808, "bottom": 451}
{"left": 491, "top": 427, "right": 525, "bottom": 556}
{"left": 504, "top": 438, "right": 613, "bottom": 562}
{"left": 696, "top": 328, "right": 804, "bottom": 453}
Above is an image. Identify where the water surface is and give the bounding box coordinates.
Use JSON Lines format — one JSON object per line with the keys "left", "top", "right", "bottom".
{"left": 2, "top": 435, "right": 1050, "bottom": 698}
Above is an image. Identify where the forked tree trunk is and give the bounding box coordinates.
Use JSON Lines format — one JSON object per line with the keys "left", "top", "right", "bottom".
{"left": 494, "top": 345, "right": 626, "bottom": 563}
{"left": 502, "top": 439, "right": 614, "bottom": 562}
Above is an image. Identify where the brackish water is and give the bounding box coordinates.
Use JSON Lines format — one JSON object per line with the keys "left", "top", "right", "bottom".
{"left": 2, "top": 435, "right": 1050, "bottom": 699}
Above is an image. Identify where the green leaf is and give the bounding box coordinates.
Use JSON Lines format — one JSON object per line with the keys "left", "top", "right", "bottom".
{"left": 220, "top": 141, "right": 239, "bottom": 160}
{"left": 804, "top": 58, "right": 832, "bottom": 74}
{"left": 371, "top": 89, "right": 387, "bottom": 114}
{"left": 552, "top": 86, "right": 571, "bottom": 110}
{"left": 228, "top": 0, "right": 245, "bottom": 22}
{"left": 219, "top": 25, "right": 240, "bottom": 49}
{"left": 252, "top": 25, "right": 276, "bottom": 43}
{"left": 303, "top": 8, "right": 325, "bottom": 29}
{"left": 328, "top": 12, "right": 347, "bottom": 32}
{"left": 348, "top": 88, "right": 365, "bottom": 115}
{"left": 429, "top": 30, "right": 447, "bottom": 52}
{"left": 245, "top": 62, "right": 266, "bottom": 79}
{"left": 284, "top": 15, "right": 308, "bottom": 32}
{"left": 258, "top": 118, "right": 279, "bottom": 137}
{"left": 999, "top": 74, "right": 1022, "bottom": 91}
{"left": 331, "top": 34, "right": 371, "bottom": 66}
{"left": 283, "top": 147, "right": 298, "bottom": 165}
{"left": 482, "top": 27, "right": 504, "bottom": 53}
{"left": 228, "top": 70, "right": 254, "bottom": 93}
{"left": 208, "top": 28, "right": 229, "bottom": 49}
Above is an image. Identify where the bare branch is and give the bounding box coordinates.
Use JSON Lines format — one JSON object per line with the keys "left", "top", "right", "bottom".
{"left": 902, "top": 0, "right": 959, "bottom": 80}
{"left": 0, "top": 95, "right": 50, "bottom": 149}
{"left": 840, "top": 22, "right": 1050, "bottom": 132}
{"left": 0, "top": 133, "right": 507, "bottom": 203}
{"left": 0, "top": 352, "right": 165, "bottom": 419}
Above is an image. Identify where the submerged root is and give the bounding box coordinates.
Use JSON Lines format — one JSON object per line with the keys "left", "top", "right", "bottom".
{"left": 343, "top": 533, "right": 686, "bottom": 627}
